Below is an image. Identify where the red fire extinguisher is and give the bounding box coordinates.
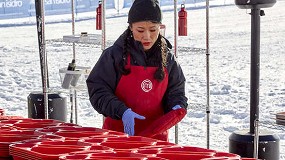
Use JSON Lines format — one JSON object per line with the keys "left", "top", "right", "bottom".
{"left": 178, "top": 4, "right": 187, "bottom": 36}
{"left": 96, "top": 0, "right": 102, "bottom": 30}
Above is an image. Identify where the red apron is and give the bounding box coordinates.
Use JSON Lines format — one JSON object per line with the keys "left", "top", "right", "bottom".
{"left": 103, "top": 55, "right": 169, "bottom": 141}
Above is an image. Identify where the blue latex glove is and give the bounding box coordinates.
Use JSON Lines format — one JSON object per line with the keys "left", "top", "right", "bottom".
{"left": 122, "top": 109, "right": 145, "bottom": 136}
{"left": 172, "top": 105, "right": 182, "bottom": 110}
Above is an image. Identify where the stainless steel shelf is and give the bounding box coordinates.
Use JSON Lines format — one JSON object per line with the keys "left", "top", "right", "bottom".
{"left": 47, "top": 36, "right": 207, "bottom": 54}
{"left": 46, "top": 34, "right": 102, "bottom": 48}
{"left": 177, "top": 46, "right": 206, "bottom": 56}
{"left": 260, "top": 117, "right": 285, "bottom": 131}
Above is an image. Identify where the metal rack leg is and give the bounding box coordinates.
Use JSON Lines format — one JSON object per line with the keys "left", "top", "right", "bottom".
{"left": 74, "top": 89, "right": 78, "bottom": 124}
{"left": 69, "top": 88, "right": 78, "bottom": 124}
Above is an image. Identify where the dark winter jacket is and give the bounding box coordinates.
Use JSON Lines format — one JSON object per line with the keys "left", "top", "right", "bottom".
{"left": 86, "top": 31, "right": 188, "bottom": 120}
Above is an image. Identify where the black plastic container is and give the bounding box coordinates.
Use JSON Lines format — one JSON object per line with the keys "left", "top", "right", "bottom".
{"left": 28, "top": 91, "right": 67, "bottom": 122}
{"left": 229, "top": 129, "right": 279, "bottom": 160}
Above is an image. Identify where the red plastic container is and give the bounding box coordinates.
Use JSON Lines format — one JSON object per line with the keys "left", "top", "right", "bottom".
{"left": 59, "top": 154, "right": 89, "bottom": 160}
{"left": 10, "top": 139, "right": 92, "bottom": 160}
{"left": 60, "top": 150, "right": 151, "bottom": 160}
{"left": 31, "top": 145, "right": 90, "bottom": 156}
{"left": 0, "top": 134, "right": 39, "bottom": 157}
{"left": 0, "top": 115, "right": 24, "bottom": 120}
{"left": 160, "top": 146, "right": 216, "bottom": 153}
{"left": 83, "top": 152, "right": 146, "bottom": 159}
{"left": 37, "top": 134, "right": 64, "bottom": 140}
{"left": 59, "top": 150, "right": 114, "bottom": 160}
{"left": 53, "top": 130, "right": 109, "bottom": 139}
{"left": 135, "top": 148, "right": 160, "bottom": 156}
{"left": 78, "top": 132, "right": 128, "bottom": 143}
{"left": 201, "top": 157, "right": 240, "bottom": 160}
{"left": 0, "top": 129, "right": 35, "bottom": 135}
{"left": 13, "top": 122, "right": 59, "bottom": 129}
{"left": 73, "top": 148, "right": 114, "bottom": 154}
{"left": 139, "top": 141, "right": 176, "bottom": 150}
{"left": 0, "top": 119, "right": 22, "bottom": 124}
{"left": 101, "top": 141, "right": 156, "bottom": 150}
{"left": 34, "top": 126, "right": 82, "bottom": 135}
{"left": 37, "top": 139, "right": 91, "bottom": 147}
{"left": 157, "top": 152, "right": 213, "bottom": 160}
{"left": 214, "top": 152, "right": 240, "bottom": 158}
{"left": 79, "top": 136, "right": 108, "bottom": 144}
{"left": 10, "top": 139, "right": 48, "bottom": 160}
{"left": 105, "top": 136, "right": 156, "bottom": 143}
{"left": 21, "top": 119, "right": 62, "bottom": 123}
{"left": 146, "top": 158, "right": 168, "bottom": 160}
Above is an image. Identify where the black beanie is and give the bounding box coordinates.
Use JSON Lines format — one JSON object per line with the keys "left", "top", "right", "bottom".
{"left": 128, "top": 0, "right": 162, "bottom": 24}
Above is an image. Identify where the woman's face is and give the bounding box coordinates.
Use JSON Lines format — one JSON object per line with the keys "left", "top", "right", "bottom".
{"left": 130, "top": 21, "right": 160, "bottom": 51}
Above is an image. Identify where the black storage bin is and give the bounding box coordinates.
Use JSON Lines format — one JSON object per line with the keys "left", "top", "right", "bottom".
{"left": 28, "top": 91, "right": 67, "bottom": 122}
{"left": 229, "top": 129, "right": 280, "bottom": 160}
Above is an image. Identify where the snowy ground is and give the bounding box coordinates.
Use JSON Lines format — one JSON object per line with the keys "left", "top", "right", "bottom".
{"left": 0, "top": 0, "right": 284, "bottom": 159}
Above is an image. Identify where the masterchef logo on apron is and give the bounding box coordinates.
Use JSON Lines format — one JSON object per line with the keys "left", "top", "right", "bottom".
{"left": 141, "top": 79, "right": 152, "bottom": 92}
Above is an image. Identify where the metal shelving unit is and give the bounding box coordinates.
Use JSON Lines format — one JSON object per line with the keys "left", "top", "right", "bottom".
{"left": 45, "top": 0, "right": 104, "bottom": 125}
{"left": 46, "top": 33, "right": 109, "bottom": 48}
{"left": 260, "top": 113, "right": 285, "bottom": 131}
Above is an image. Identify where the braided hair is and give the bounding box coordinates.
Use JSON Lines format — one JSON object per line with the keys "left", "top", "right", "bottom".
{"left": 118, "top": 27, "right": 168, "bottom": 82}
{"left": 118, "top": 27, "right": 132, "bottom": 75}
{"left": 153, "top": 34, "right": 168, "bottom": 82}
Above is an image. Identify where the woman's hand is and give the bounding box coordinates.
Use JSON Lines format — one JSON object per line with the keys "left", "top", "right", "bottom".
{"left": 172, "top": 105, "right": 182, "bottom": 110}
{"left": 122, "top": 109, "right": 145, "bottom": 136}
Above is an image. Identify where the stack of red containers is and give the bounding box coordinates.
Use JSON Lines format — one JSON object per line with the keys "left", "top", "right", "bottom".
{"left": 0, "top": 115, "right": 78, "bottom": 159}
{"left": 10, "top": 139, "right": 92, "bottom": 160}
{"left": 0, "top": 108, "right": 258, "bottom": 160}
{"left": 9, "top": 123, "right": 129, "bottom": 159}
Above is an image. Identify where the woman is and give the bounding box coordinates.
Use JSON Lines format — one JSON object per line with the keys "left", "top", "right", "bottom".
{"left": 86, "top": 0, "right": 188, "bottom": 141}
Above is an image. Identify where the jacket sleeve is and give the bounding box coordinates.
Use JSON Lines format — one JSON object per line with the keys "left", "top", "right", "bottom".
{"left": 163, "top": 53, "right": 188, "bottom": 113}
{"left": 86, "top": 48, "right": 128, "bottom": 120}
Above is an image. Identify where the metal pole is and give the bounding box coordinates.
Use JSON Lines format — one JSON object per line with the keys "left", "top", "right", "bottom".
{"left": 254, "top": 119, "right": 259, "bottom": 158}
{"left": 70, "top": 88, "right": 74, "bottom": 123}
{"left": 101, "top": 0, "right": 106, "bottom": 50}
{"left": 74, "top": 89, "right": 78, "bottom": 124}
{"left": 71, "top": 0, "right": 76, "bottom": 60}
{"left": 70, "top": 0, "right": 77, "bottom": 124}
{"left": 101, "top": 0, "right": 106, "bottom": 124}
{"left": 35, "top": 0, "right": 49, "bottom": 92}
{"left": 174, "top": 0, "right": 179, "bottom": 144}
{"left": 249, "top": 8, "right": 260, "bottom": 134}
{"left": 35, "top": 0, "right": 49, "bottom": 119}
{"left": 42, "top": 0, "right": 49, "bottom": 120}
{"left": 205, "top": 0, "right": 210, "bottom": 149}
{"left": 174, "top": 0, "right": 178, "bottom": 58}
